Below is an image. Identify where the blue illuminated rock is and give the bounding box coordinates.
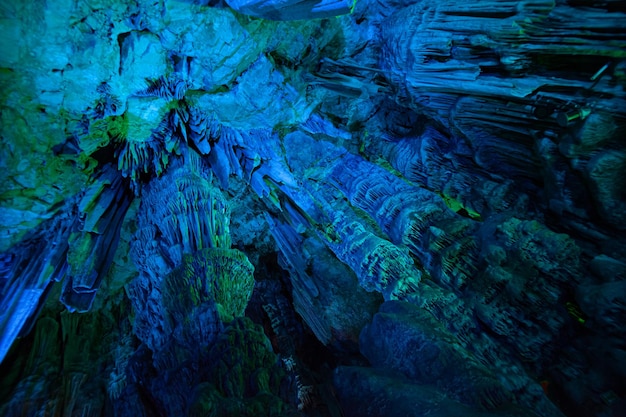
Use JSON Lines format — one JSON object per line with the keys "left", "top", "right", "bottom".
{"left": 1, "top": 0, "right": 625, "bottom": 416}
{"left": 225, "top": 0, "right": 354, "bottom": 20}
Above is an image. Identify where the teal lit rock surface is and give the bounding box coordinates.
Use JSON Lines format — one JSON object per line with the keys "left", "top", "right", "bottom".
{"left": 1, "top": 1, "right": 625, "bottom": 416}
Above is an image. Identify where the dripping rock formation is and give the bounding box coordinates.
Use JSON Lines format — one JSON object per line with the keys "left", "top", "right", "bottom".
{"left": 1, "top": 1, "right": 625, "bottom": 416}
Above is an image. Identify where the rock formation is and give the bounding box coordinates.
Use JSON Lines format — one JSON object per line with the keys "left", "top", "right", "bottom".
{"left": 1, "top": 0, "right": 624, "bottom": 416}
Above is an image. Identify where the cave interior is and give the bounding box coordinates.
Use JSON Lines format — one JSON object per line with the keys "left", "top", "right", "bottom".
{"left": 0, "top": 0, "right": 625, "bottom": 416}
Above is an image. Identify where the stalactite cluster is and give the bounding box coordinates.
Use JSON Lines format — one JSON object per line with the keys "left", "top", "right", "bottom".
{"left": 1, "top": 0, "right": 625, "bottom": 416}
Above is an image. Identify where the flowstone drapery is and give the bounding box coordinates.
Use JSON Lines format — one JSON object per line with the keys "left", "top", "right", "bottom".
{"left": 1, "top": 0, "right": 625, "bottom": 416}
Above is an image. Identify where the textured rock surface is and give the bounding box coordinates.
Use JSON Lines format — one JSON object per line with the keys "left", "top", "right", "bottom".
{"left": 1, "top": 0, "right": 625, "bottom": 416}
{"left": 333, "top": 366, "right": 533, "bottom": 417}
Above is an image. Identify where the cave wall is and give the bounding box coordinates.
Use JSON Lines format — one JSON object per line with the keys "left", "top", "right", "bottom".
{"left": 1, "top": 0, "right": 625, "bottom": 416}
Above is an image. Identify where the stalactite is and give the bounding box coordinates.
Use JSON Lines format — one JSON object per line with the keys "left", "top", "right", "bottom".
{"left": 1, "top": 1, "right": 624, "bottom": 416}
{"left": 62, "top": 164, "right": 133, "bottom": 312}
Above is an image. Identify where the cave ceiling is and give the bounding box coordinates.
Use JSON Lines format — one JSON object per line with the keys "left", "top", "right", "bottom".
{"left": 0, "top": 0, "right": 625, "bottom": 416}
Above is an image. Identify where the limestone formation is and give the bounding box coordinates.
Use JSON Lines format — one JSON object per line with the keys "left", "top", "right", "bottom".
{"left": 1, "top": 1, "right": 624, "bottom": 416}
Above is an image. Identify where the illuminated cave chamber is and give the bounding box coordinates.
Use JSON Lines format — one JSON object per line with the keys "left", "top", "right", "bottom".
{"left": 0, "top": 1, "right": 625, "bottom": 416}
